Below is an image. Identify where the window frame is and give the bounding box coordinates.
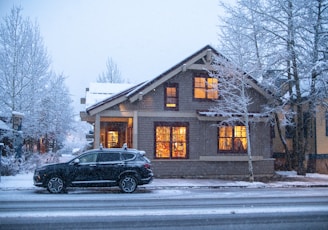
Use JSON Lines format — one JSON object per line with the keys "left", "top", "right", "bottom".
{"left": 193, "top": 74, "right": 218, "bottom": 101}
{"left": 154, "top": 122, "right": 189, "bottom": 159}
{"left": 217, "top": 125, "right": 248, "bottom": 154}
{"left": 164, "top": 83, "right": 179, "bottom": 110}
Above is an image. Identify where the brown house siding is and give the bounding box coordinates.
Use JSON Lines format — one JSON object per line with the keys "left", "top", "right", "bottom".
{"left": 136, "top": 114, "right": 274, "bottom": 178}
{"left": 151, "top": 160, "right": 274, "bottom": 179}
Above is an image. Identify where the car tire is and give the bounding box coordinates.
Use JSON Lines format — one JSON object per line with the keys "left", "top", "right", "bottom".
{"left": 47, "top": 176, "right": 65, "bottom": 194}
{"left": 119, "top": 175, "right": 137, "bottom": 193}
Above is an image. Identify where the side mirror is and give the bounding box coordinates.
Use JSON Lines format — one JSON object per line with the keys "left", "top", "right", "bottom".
{"left": 73, "top": 158, "right": 80, "bottom": 165}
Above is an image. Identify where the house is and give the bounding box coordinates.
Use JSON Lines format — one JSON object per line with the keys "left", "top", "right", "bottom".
{"left": 80, "top": 45, "right": 275, "bottom": 178}
{"left": 273, "top": 103, "right": 328, "bottom": 174}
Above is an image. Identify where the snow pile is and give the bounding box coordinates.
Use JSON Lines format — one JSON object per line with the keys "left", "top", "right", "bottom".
{"left": 1, "top": 171, "right": 328, "bottom": 191}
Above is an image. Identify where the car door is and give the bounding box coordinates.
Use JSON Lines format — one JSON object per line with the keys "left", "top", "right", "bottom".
{"left": 96, "top": 151, "right": 125, "bottom": 182}
{"left": 70, "top": 151, "right": 99, "bottom": 184}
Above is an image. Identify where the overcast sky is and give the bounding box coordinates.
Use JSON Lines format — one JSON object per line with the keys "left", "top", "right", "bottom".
{"left": 0, "top": 0, "right": 233, "bottom": 115}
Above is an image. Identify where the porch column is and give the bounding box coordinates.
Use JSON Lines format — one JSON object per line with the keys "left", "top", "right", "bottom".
{"left": 94, "top": 114, "right": 100, "bottom": 149}
{"left": 133, "top": 111, "right": 138, "bottom": 149}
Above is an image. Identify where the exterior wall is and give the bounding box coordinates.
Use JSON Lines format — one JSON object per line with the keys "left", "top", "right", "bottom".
{"left": 137, "top": 116, "right": 272, "bottom": 160}
{"left": 309, "top": 107, "right": 328, "bottom": 174}
{"left": 152, "top": 159, "right": 274, "bottom": 178}
{"left": 122, "top": 70, "right": 268, "bottom": 113}
{"left": 316, "top": 108, "right": 328, "bottom": 154}
{"left": 272, "top": 104, "right": 328, "bottom": 174}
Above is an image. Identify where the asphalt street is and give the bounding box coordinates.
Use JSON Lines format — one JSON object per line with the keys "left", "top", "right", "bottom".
{"left": 1, "top": 187, "right": 328, "bottom": 229}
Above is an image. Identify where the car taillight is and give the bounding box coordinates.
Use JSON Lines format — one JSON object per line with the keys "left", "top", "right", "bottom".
{"left": 144, "top": 163, "right": 151, "bottom": 169}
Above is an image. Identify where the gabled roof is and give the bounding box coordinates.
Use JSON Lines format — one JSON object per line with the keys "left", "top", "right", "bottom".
{"left": 86, "top": 81, "right": 145, "bottom": 114}
{"left": 84, "top": 82, "right": 136, "bottom": 108}
{"left": 86, "top": 45, "right": 272, "bottom": 116}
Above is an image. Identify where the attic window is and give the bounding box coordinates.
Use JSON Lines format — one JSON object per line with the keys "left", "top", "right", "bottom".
{"left": 193, "top": 75, "right": 218, "bottom": 100}
{"left": 165, "top": 84, "right": 178, "bottom": 110}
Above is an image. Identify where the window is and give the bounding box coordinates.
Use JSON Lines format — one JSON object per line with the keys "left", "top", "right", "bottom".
{"left": 78, "top": 152, "right": 98, "bottom": 163}
{"left": 122, "top": 153, "right": 135, "bottom": 161}
{"left": 165, "top": 84, "right": 178, "bottom": 110}
{"left": 218, "top": 125, "right": 247, "bottom": 153}
{"left": 194, "top": 75, "right": 218, "bottom": 100}
{"left": 98, "top": 152, "right": 121, "bottom": 162}
{"left": 155, "top": 122, "right": 188, "bottom": 159}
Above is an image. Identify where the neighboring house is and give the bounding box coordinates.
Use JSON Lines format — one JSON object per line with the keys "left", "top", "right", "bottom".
{"left": 273, "top": 103, "right": 328, "bottom": 174}
{"left": 310, "top": 106, "right": 328, "bottom": 174}
{"left": 80, "top": 45, "right": 275, "bottom": 178}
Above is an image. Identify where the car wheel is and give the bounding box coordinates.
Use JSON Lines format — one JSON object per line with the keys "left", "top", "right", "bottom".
{"left": 47, "top": 176, "right": 65, "bottom": 194}
{"left": 119, "top": 175, "right": 137, "bottom": 193}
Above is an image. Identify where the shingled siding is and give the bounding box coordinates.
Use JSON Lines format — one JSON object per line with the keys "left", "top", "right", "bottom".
{"left": 151, "top": 159, "right": 275, "bottom": 179}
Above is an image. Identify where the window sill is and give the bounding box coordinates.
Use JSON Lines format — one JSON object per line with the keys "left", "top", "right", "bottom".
{"left": 199, "top": 156, "right": 264, "bottom": 162}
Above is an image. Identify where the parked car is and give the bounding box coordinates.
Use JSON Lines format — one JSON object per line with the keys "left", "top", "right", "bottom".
{"left": 33, "top": 146, "right": 153, "bottom": 193}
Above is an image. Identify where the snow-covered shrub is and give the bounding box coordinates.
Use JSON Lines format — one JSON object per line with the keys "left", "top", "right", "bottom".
{"left": 0, "top": 151, "right": 61, "bottom": 176}
{"left": 1, "top": 155, "right": 20, "bottom": 176}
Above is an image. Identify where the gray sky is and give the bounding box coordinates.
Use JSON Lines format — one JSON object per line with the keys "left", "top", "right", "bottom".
{"left": 0, "top": 0, "right": 233, "bottom": 115}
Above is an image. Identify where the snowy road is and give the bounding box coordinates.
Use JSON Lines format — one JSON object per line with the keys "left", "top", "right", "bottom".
{"left": 1, "top": 187, "right": 328, "bottom": 229}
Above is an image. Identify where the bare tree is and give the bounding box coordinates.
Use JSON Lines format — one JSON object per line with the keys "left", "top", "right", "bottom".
{"left": 0, "top": 6, "right": 50, "bottom": 116}
{"left": 0, "top": 5, "right": 75, "bottom": 153}
{"left": 97, "top": 57, "right": 123, "bottom": 83}
{"left": 208, "top": 56, "right": 262, "bottom": 182}
{"left": 218, "top": 0, "right": 328, "bottom": 175}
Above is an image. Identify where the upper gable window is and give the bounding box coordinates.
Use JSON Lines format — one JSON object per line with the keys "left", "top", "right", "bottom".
{"left": 193, "top": 75, "right": 218, "bottom": 100}
{"left": 165, "top": 83, "right": 178, "bottom": 110}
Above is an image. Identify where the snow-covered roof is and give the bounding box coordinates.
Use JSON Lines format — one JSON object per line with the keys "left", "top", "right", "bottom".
{"left": 85, "top": 83, "right": 135, "bottom": 108}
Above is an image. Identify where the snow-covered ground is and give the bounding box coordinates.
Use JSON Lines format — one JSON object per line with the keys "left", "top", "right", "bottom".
{"left": 1, "top": 171, "right": 328, "bottom": 190}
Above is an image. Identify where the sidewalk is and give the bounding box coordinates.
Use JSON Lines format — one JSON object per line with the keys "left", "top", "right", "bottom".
{"left": 1, "top": 171, "right": 328, "bottom": 191}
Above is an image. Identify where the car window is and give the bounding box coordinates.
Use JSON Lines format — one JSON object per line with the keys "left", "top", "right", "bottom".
{"left": 78, "top": 152, "right": 98, "bottom": 163}
{"left": 122, "top": 152, "right": 135, "bottom": 161}
{"left": 97, "top": 152, "right": 121, "bottom": 162}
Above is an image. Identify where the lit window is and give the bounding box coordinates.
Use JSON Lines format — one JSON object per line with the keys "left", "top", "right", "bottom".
{"left": 194, "top": 76, "right": 218, "bottom": 100}
{"left": 218, "top": 125, "right": 247, "bottom": 153}
{"left": 165, "top": 84, "right": 178, "bottom": 110}
{"left": 155, "top": 123, "right": 188, "bottom": 159}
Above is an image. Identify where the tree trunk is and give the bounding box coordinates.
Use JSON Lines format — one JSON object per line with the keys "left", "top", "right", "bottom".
{"left": 274, "top": 112, "right": 292, "bottom": 170}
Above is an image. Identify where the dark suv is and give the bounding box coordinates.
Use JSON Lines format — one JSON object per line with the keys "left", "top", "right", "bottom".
{"left": 33, "top": 146, "right": 153, "bottom": 193}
